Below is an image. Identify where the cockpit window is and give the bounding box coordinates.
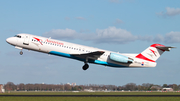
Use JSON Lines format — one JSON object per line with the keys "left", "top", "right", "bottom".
{"left": 14, "top": 35, "right": 21, "bottom": 38}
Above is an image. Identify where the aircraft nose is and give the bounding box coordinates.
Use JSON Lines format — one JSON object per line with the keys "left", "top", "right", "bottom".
{"left": 6, "top": 37, "right": 17, "bottom": 45}
{"left": 6, "top": 38, "right": 11, "bottom": 44}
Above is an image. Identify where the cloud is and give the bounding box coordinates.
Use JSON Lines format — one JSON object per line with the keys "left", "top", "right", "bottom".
{"left": 76, "top": 17, "right": 86, "bottom": 20}
{"left": 43, "top": 27, "right": 137, "bottom": 44}
{"left": 164, "top": 31, "right": 180, "bottom": 43}
{"left": 94, "top": 27, "right": 137, "bottom": 43}
{"left": 156, "top": 12, "right": 164, "bottom": 16}
{"left": 153, "top": 34, "right": 164, "bottom": 43}
{"left": 138, "top": 32, "right": 180, "bottom": 44}
{"left": 43, "top": 27, "right": 180, "bottom": 44}
{"left": 166, "top": 7, "right": 180, "bottom": 16}
{"left": 156, "top": 7, "right": 180, "bottom": 17}
{"left": 114, "top": 19, "right": 124, "bottom": 25}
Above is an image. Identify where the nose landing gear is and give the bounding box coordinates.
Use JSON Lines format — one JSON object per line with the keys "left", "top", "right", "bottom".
{"left": 20, "top": 49, "right": 23, "bottom": 55}
{"left": 20, "top": 51, "right": 23, "bottom": 55}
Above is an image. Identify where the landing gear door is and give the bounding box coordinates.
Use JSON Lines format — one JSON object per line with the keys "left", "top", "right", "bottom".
{"left": 23, "top": 35, "right": 30, "bottom": 45}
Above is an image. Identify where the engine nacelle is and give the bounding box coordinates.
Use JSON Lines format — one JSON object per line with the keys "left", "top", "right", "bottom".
{"left": 109, "top": 53, "right": 133, "bottom": 63}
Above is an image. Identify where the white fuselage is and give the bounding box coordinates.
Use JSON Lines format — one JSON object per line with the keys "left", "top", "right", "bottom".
{"left": 6, "top": 33, "right": 157, "bottom": 68}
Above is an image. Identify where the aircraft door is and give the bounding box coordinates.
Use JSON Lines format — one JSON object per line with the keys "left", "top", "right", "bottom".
{"left": 23, "top": 35, "right": 30, "bottom": 45}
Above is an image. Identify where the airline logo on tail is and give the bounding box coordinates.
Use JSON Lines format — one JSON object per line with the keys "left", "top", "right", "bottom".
{"left": 149, "top": 49, "right": 157, "bottom": 57}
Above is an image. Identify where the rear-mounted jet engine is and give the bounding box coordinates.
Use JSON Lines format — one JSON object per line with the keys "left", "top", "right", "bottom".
{"left": 110, "top": 53, "right": 133, "bottom": 63}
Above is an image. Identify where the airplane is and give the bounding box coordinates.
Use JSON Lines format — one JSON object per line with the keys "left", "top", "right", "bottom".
{"left": 6, "top": 33, "right": 175, "bottom": 70}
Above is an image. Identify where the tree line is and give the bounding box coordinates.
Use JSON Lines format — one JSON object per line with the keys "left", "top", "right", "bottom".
{"left": 3, "top": 82, "right": 180, "bottom": 91}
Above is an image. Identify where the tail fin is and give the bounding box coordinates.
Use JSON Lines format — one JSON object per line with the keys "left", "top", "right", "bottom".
{"left": 136, "top": 44, "right": 175, "bottom": 62}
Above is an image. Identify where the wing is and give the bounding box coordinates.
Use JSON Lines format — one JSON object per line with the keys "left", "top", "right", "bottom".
{"left": 71, "top": 51, "right": 105, "bottom": 60}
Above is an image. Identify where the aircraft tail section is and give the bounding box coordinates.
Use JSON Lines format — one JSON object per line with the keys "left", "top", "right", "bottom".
{"left": 136, "top": 44, "right": 175, "bottom": 62}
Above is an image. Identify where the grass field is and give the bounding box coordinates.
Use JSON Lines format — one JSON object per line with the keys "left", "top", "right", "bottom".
{"left": 1, "top": 97, "right": 180, "bottom": 101}
{"left": 0, "top": 91, "right": 180, "bottom": 101}
{"left": 1, "top": 91, "right": 180, "bottom": 95}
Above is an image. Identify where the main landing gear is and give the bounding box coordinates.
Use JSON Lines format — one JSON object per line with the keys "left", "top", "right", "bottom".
{"left": 82, "top": 63, "right": 89, "bottom": 70}
{"left": 82, "top": 57, "right": 89, "bottom": 70}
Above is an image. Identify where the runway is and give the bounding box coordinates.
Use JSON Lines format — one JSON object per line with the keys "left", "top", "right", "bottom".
{"left": 0, "top": 95, "right": 180, "bottom": 97}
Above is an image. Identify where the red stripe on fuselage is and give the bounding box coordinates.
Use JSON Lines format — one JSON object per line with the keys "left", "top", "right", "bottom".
{"left": 136, "top": 53, "right": 155, "bottom": 62}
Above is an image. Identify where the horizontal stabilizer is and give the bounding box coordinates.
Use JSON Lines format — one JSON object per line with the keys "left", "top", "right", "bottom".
{"left": 156, "top": 46, "right": 176, "bottom": 51}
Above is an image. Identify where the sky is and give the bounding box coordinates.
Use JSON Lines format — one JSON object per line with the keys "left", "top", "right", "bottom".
{"left": 0, "top": 0, "right": 180, "bottom": 86}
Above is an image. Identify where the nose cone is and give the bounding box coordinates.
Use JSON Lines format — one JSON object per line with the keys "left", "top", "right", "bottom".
{"left": 6, "top": 38, "right": 11, "bottom": 44}
{"left": 6, "top": 37, "right": 17, "bottom": 46}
